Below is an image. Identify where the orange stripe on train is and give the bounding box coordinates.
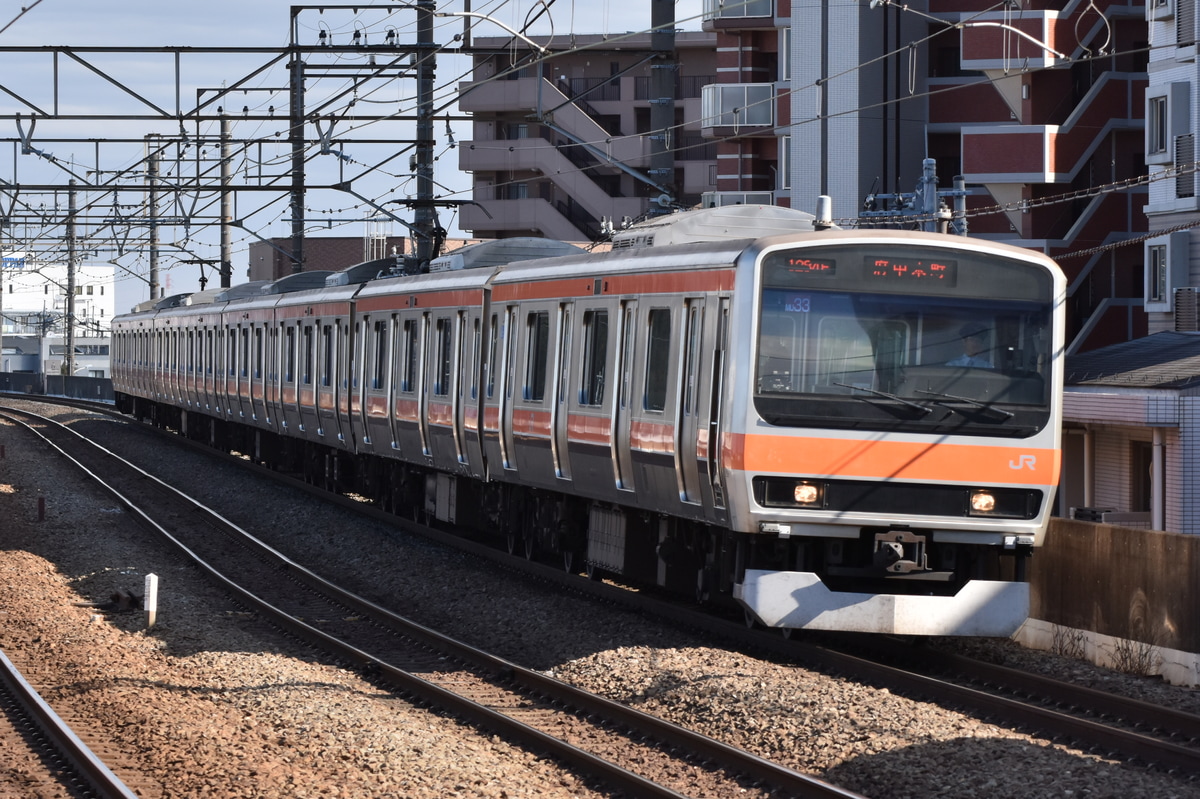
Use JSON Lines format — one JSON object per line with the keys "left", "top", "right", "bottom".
{"left": 724, "top": 434, "right": 1060, "bottom": 486}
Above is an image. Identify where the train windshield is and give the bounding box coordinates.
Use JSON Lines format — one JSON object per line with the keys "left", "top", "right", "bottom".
{"left": 754, "top": 243, "right": 1055, "bottom": 437}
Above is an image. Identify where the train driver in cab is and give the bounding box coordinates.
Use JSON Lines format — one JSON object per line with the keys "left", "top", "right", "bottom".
{"left": 947, "top": 321, "right": 993, "bottom": 368}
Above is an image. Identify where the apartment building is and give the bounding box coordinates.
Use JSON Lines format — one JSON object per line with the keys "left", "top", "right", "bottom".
{"left": 457, "top": 31, "right": 719, "bottom": 240}
{"left": 1144, "top": 0, "right": 1200, "bottom": 334}
{"left": 926, "top": 0, "right": 1148, "bottom": 352}
{"left": 0, "top": 254, "right": 116, "bottom": 376}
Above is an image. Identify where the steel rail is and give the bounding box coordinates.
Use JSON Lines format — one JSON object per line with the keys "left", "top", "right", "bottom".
{"left": 0, "top": 649, "right": 140, "bottom": 799}
{"left": 0, "top": 402, "right": 864, "bottom": 799}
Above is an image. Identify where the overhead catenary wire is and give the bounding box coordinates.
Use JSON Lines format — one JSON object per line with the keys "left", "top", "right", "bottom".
{"left": 0, "top": 0, "right": 1157, "bottom": 305}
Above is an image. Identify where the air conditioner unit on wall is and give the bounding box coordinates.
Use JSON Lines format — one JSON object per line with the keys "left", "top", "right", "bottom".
{"left": 1176, "top": 287, "right": 1199, "bottom": 332}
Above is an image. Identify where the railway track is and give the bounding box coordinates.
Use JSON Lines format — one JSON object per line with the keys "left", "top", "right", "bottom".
{"left": 0, "top": 400, "right": 863, "bottom": 799}
{"left": 13, "top": 394, "right": 1200, "bottom": 780}
{"left": 0, "top": 646, "right": 140, "bottom": 799}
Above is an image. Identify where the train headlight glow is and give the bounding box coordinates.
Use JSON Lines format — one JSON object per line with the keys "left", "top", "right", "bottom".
{"left": 794, "top": 482, "right": 822, "bottom": 506}
{"left": 969, "top": 490, "right": 997, "bottom": 514}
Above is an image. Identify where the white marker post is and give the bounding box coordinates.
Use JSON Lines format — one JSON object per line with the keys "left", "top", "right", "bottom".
{"left": 144, "top": 573, "right": 159, "bottom": 629}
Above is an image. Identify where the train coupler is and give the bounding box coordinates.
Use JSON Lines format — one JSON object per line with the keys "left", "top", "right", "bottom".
{"left": 873, "top": 529, "right": 928, "bottom": 574}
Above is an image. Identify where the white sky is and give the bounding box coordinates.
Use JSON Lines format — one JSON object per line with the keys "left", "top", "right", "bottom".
{"left": 0, "top": 1, "right": 704, "bottom": 309}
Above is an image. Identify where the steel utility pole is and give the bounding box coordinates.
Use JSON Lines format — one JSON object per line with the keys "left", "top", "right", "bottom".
{"left": 648, "top": 0, "right": 676, "bottom": 215}
{"left": 221, "top": 116, "right": 233, "bottom": 288}
{"left": 411, "top": 0, "right": 437, "bottom": 271}
{"left": 289, "top": 57, "right": 307, "bottom": 273}
{"left": 147, "top": 136, "right": 160, "bottom": 300}
{"left": 66, "top": 181, "right": 77, "bottom": 377}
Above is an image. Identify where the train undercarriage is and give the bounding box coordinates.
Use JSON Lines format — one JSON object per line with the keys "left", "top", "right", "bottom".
{"left": 118, "top": 394, "right": 1033, "bottom": 637}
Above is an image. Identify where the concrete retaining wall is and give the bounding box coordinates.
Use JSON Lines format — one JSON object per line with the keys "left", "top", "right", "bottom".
{"left": 1023, "top": 518, "right": 1200, "bottom": 685}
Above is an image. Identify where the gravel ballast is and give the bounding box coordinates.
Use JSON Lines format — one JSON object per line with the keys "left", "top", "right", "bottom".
{"left": 1, "top": 405, "right": 1197, "bottom": 798}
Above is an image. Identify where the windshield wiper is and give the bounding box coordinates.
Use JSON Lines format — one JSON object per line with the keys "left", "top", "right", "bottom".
{"left": 833, "top": 382, "right": 932, "bottom": 415}
{"left": 915, "top": 389, "right": 1015, "bottom": 420}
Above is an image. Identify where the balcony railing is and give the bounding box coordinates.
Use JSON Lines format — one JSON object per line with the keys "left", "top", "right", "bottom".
{"left": 703, "top": 0, "right": 772, "bottom": 20}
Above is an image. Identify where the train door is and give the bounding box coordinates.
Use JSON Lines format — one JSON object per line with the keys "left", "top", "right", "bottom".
{"left": 676, "top": 299, "right": 705, "bottom": 505}
{"left": 221, "top": 326, "right": 233, "bottom": 417}
{"left": 238, "top": 324, "right": 251, "bottom": 419}
{"left": 499, "top": 305, "right": 518, "bottom": 470}
{"left": 385, "top": 315, "right": 401, "bottom": 451}
{"left": 707, "top": 298, "right": 730, "bottom": 510}
{"left": 425, "top": 311, "right": 461, "bottom": 466}
{"left": 552, "top": 302, "right": 573, "bottom": 480}
{"left": 417, "top": 312, "right": 432, "bottom": 456}
{"left": 341, "top": 316, "right": 355, "bottom": 443}
{"left": 250, "top": 324, "right": 266, "bottom": 424}
{"left": 460, "top": 312, "right": 485, "bottom": 477}
{"left": 451, "top": 310, "right": 468, "bottom": 463}
{"left": 356, "top": 316, "right": 372, "bottom": 446}
{"left": 612, "top": 299, "right": 637, "bottom": 492}
{"left": 204, "top": 327, "right": 214, "bottom": 411}
{"left": 331, "top": 319, "right": 348, "bottom": 444}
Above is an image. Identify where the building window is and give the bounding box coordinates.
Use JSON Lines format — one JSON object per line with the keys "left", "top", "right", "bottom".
{"left": 701, "top": 84, "right": 774, "bottom": 127}
{"left": 779, "top": 135, "right": 790, "bottom": 190}
{"left": 1149, "top": 96, "right": 1168, "bottom": 155}
{"left": 1145, "top": 231, "right": 1188, "bottom": 311}
{"left": 1149, "top": 244, "right": 1168, "bottom": 303}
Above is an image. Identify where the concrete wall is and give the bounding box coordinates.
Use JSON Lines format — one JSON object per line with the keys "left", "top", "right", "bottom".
{"left": 1025, "top": 517, "right": 1200, "bottom": 683}
{"left": 1034, "top": 518, "right": 1200, "bottom": 651}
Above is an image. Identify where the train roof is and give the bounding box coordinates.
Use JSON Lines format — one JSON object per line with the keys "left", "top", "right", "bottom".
{"left": 217, "top": 281, "right": 273, "bottom": 300}
{"left": 428, "top": 237, "right": 587, "bottom": 271}
{"left": 263, "top": 270, "right": 334, "bottom": 294}
{"left": 610, "top": 205, "right": 822, "bottom": 249}
{"left": 326, "top": 257, "right": 404, "bottom": 286}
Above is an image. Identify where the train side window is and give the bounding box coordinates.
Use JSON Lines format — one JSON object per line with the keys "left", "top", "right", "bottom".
{"left": 524, "top": 310, "right": 550, "bottom": 402}
{"left": 401, "top": 319, "right": 419, "bottom": 393}
{"left": 580, "top": 309, "right": 608, "bottom": 406}
{"left": 254, "top": 328, "right": 263, "bottom": 380}
{"left": 205, "top": 330, "right": 214, "bottom": 376}
{"left": 470, "top": 317, "right": 482, "bottom": 400}
{"left": 224, "top": 329, "right": 233, "bottom": 377}
{"left": 321, "top": 324, "right": 333, "bottom": 387}
{"left": 284, "top": 326, "right": 296, "bottom": 383}
{"left": 302, "top": 326, "right": 314, "bottom": 385}
{"left": 644, "top": 308, "right": 671, "bottom": 412}
{"left": 434, "top": 316, "right": 453, "bottom": 396}
{"left": 683, "top": 306, "right": 701, "bottom": 415}
{"left": 372, "top": 320, "right": 387, "bottom": 390}
{"left": 240, "top": 328, "right": 250, "bottom": 379}
{"left": 343, "top": 323, "right": 354, "bottom": 390}
{"left": 485, "top": 314, "right": 499, "bottom": 399}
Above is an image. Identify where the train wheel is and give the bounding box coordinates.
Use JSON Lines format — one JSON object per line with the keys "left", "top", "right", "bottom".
{"left": 523, "top": 535, "right": 536, "bottom": 560}
{"left": 562, "top": 550, "right": 576, "bottom": 574}
{"left": 585, "top": 562, "right": 603, "bottom": 581}
{"left": 506, "top": 532, "right": 518, "bottom": 555}
{"left": 743, "top": 608, "right": 760, "bottom": 629}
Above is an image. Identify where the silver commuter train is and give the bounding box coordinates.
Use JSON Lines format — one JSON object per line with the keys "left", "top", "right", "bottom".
{"left": 112, "top": 206, "right": 1065, "bottom": 637}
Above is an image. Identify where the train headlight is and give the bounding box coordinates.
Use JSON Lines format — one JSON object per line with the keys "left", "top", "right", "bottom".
{"left": 794, "top": 482, "right": 822, "bottom": 506}
{"left": 969, "top": 490, "right": 997, "bottom": 514}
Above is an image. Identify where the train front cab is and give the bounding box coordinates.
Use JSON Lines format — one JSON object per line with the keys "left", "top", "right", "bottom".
{"left": 728, "top": 232, "right": 1065, "bottom": 637}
